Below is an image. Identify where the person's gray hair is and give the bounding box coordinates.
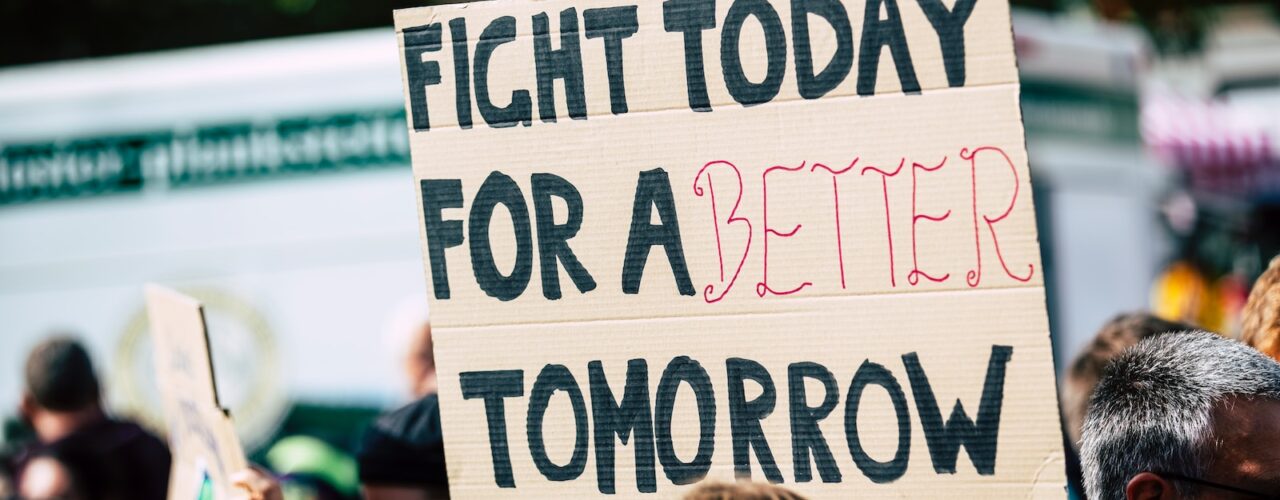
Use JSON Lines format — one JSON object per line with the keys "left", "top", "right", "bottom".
{"left": 1080, "top": 330, "right": 1280, "bottom": 499}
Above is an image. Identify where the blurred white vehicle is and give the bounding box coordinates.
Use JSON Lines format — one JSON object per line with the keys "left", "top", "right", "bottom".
{"left": 0, "top": 29, "right": 426, "bottom": 448}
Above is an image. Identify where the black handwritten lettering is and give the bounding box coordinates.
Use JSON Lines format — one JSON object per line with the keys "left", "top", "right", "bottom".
{"left": 845, "top": 360, "right": 911, "bottom": 483}
{"left": 623, "top": 168, "right": 695, "bottom": 296}
{"left": 403, "top": 24, "right": 443, "bottom": 131}
{"left": 655, "top": 356, "right": 716, "bottom": 485}
{"left": 533, "top": 9, "right": 587, "bottom": 123}
{"left": 527, "top": 364, "right": 590, "bottom": 481}
{"left": 663, "top": 0, "right": 717, "bottom": 112}
{"left": 532, "top": 173, "right": 596, "bottom": 300}
{"left": 589, "top": 359, "right": 657, "bottom": 494}
{"left": 475, "top": 16, "right": 533, "bottom": 128}
{"left": 727, "top": 358, "right": 783, "bottom": 483}
{"left": 420, "top": 179, "right": 465, "bottom": 299}
{"left": 903, "top": 345, "right": 1012, "bottom": 475}
{"left": 460, "top": 370, "right": 525, "bottom": 488}
{"left": 721, "top": 0, "right": 787, "bottom": 106}
{"left": 792, "top": 0, "right": 854, "bottom": 99}
{"left": 857, "top": 0, "right": 921, "bottom": 95}
{"left": 917, "top": 0, "right": 976, "bottom": 88}
{"left": 469, "top": 171, "right": 534, "bottom": 301}
{"left": 584, "top": 6, "right": 640, "bottom": 115}
{"left": 789, "top": 361, "right": 842, "bottom": 483}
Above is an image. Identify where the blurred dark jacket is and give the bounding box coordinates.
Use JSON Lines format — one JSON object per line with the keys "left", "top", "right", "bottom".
{"left": 15, "top": 418, "right": 170, "bottom": 500}
{"left": 357, "top": 394, "right": 447, "bottom": 491}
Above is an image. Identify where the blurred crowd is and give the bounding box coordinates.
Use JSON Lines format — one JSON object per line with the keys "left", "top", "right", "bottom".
{"left": 1063, "top": 255, "right": 1280, "bottom": 499}
{"left": 4, "top": 255, "right": 1280, "bottom": 499}
{"left": 0, "top": 317, "right": 445, "bottom": 500}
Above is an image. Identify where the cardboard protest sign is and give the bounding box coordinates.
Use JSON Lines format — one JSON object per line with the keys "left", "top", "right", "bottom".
{"left": 145, "top": 285, "right": 249, "bottom": 500}
{"left": 394, "top": 0, "right": 1065, "bottom": 496}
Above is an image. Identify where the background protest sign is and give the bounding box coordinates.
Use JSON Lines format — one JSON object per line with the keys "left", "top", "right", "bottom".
{"left": 145, "top": 285, "right": 249, "bottom": 500}
{"left": 395, "top": 0, "right": 1065, "bottom": 496}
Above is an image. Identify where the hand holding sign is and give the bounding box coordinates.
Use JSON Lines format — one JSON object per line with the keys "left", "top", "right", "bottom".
{"left": 230, "top": 467, "right": 284, "bottom": 500}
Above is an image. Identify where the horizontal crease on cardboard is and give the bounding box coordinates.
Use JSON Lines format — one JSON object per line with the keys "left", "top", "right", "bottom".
{"left": 437, "top": 283, "right": 1044, "bottom": 329}
{"left": 409, "top": 80, "right": 1021, "bottom": 134}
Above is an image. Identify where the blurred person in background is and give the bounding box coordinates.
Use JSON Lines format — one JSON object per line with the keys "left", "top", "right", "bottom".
{"left": 1242, "top": 255, "right": 1280, "bottom": 361}
{"left": 383, "top": 296, "right": 438, "bottom": 399}
{"left": 359, "top": 300, "right": 448, "bottom": 499}
{"left": 682, "top": 480, "right": 807, "bottom": 500}
{"left": 1080, "top": 331, "right": 1280, "bottom": 499}
{"left": 0, "top": 455, "right": 14, "bottom": 499}
{"left": 1060, "top": 312, "right": 1194, "bottom": 498}
{"left": 403, "top": 321, "right": 438, "bottom": 398}
{"left": 356, "top": 390, "right": 447, "bottom": 500}
{"left": 12, "top": 336, "right": 171, "bottom": 500}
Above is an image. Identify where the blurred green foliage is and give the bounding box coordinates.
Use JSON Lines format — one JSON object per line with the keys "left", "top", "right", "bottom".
{"left": 1084, "top": 0, "right": 1280, "bottom": 53}
{"left": 1, "top": 0, "right": 1278, "bottom": 67}
{"left": 0, "top": 0, "right": 456, "bottom": 67}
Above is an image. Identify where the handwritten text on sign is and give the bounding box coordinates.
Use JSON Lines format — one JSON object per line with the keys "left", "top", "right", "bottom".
{"left": 404, "top": 0, "right": 976, "bottom": 129}
{"left": 422, "top": 148, "right": 1031, "bottom": 302}
{"left": 396, "top": 0, "right": 1063, "bottom": 496}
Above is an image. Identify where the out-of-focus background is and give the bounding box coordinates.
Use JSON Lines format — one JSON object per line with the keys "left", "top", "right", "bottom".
{"left": 2, "top": 0, "right": 1278, "bottom": 476}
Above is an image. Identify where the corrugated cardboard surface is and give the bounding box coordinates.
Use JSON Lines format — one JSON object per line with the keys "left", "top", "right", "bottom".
{"left": 145, "top": 285, "right": 248, "bottom": 500}
{"left": 395, "top": 0, "right": 1065, "bottom": 496}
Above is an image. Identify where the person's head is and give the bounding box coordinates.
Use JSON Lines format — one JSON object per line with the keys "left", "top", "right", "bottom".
{"left": 404, "top": 322, "right": 436, "bottom": 398}
{"left": 20, "top": 337, "right": 102, "bottom": 423}
{"left": 383, "top": 296, "right": 436, "bottom": 398}
{"left": 1062, "top": 312, "right": 1194, "bottom": 447}
{"left": 1081, "top": 331, "right": 1280, "bottom": 499}
{"left": 682, "top": 481, "right": 806, "bottom": 500}
{"left": 1242, "top": 255, "right": 1280, "bottom": 361}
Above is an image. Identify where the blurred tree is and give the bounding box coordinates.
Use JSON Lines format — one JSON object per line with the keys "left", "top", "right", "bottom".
{"left": 1089, "top": 0, "right": 1280, "bottom": 53}
{"left": 1093, "top": 0, "right": 1207, "bottom": 52}
{"left": 1011, "top": 0, "right": 1063, "bottom": 12}
{"left": 3, "top": 0, "right": 1279, "bottom": 66}
{"left": 0, "top": 0, "right": 457, "bottom": 67}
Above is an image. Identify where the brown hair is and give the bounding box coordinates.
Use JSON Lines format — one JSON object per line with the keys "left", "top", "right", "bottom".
{"left": 1061, "top": 312, "right": 1193, "bottom": 447}
{"left": 1242, "top": 256, "right": 1280, "bottom": 361}
{"left": 24, "top": 336, "right": 101, "bottom": 412}
{"left": 682, "top": 481, "right": 807, "bottom": 500}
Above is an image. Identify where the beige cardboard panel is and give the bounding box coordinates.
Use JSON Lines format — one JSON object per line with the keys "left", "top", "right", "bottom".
{"left": 394, "top": 0, "right": 1017, "bottom": 130}
{"left": 394, "top": 0, "right": 1062, "bottom": 497}
{"left": 411, "top": 84, "right": 1039, "bottom": 328}
{"left": 435, "top": 287, "right": 1063, "bottom": 497}
{"left": 145, "top": 285, "right": 249, "bottom": 500}
{"left": 164, "top": 408, "right": 248, "bottom": 500}
{"left": 147, "top": 285, "right": 220, "bottom": 408}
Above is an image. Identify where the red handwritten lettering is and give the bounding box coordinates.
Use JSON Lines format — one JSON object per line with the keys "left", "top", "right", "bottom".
{"left": 756, "top": 162, "right": 812, "bottom": 297}
{"left": 962, "top": 146, "right": 1034, "bottom": 287}
{"left": 860, "top": 159, "right": 905, "bottom": 287}
{"left": 811, "top": 159, "right": 858, "bottom": 289}
{"left": 907, "top": 157, "right": 951, "bottom": 285}
{"left": 694, "top": 161, "right": 753, "bottom": 303}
